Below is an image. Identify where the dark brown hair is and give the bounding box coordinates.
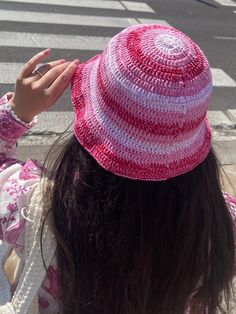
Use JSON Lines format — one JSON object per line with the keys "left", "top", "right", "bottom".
{"left": 42, "top": 133, "right": 235, "bottom": 314}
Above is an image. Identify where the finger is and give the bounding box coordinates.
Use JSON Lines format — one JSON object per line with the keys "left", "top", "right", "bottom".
{"left": 47, "top": 60, "right": 79, "bottom": 98}
{"left": 36, "top": 62, "right": 71, "bottom": 88}
{"left": 30, "top": 59, "right": 66, "bottom": 81}
{"left": 20, "top": 48, "right": 51, "bottom": 78}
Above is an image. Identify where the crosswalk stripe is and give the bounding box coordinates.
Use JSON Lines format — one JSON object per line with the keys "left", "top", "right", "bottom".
{"left": 0, "top": 0, "right": 124, "bottom": 10}
{"left": 0, "top": 63, "right": 22, "bottom": 83}
{"left": 137, "top": 18, "right": 171, "bottom": 27}
{"left": 0, "top": 0, "right": 155, "bottom": 12}
{"left": 214, "top": 36, "right": 236, "bottom": 40}
{"left": 0, "top": 10, "right": 171, "bottom": 29}
{"left": 211, "top": 68, "right": 236, "bottom": 87}
{"left": 213, "top": 0, "right": 236, "bottom": 6}
{"left": 228, "top": 109, "right": 236, "bottom": 123}
{"left": 207, "top": 111, "right": 233, "bottom": 127}
{"left": 1, "top": 64, "right": 235, "bottom": 86}
{"left": 121, "top": 1, "right": 155, "bottom": 13}
{"left": 0, "top": 31, "right": 110, "bottom": 51}
{"left": 0, "top": 9, "right": 140, "bottom": 28}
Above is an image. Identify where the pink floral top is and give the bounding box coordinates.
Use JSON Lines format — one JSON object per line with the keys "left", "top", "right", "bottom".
{"left": 0, "top": 94, "right": 236, "bottom": 313}
{"left": 0, "top": 94, "right": 59, "bottom": 313}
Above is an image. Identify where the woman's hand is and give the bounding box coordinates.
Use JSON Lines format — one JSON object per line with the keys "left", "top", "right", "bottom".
{"left": 8, "top": 48, "right": 79, "bottom": 123}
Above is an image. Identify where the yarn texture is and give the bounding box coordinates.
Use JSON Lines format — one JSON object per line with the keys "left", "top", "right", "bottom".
{"left": 71, "top": 24, "right": 212, "bottom": 181}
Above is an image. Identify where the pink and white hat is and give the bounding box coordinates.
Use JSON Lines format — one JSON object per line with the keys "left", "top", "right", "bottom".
{"left": 71, "top": 24, "right": 212, "bottom": 181}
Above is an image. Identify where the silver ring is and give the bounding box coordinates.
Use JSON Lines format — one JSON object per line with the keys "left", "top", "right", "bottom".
{"left": 34, "top": 69, "right": 43, "bottom": 78}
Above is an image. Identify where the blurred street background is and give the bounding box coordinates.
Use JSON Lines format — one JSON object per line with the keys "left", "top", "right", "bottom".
{"left": 0, "top": 0, "right": 235, "bottom": 191}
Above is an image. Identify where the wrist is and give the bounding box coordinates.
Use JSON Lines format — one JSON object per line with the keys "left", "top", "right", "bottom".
{"left": 8, "top": 100, "right": 35, "bottom": 123}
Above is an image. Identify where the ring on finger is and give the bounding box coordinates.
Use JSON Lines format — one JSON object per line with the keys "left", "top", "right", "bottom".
{"left": 34, "top": 69, "right": 43, "bottom": 78}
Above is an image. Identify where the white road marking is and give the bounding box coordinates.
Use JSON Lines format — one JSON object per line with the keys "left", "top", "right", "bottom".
{"left": 213, "top": 0, "right": 236, "bottom": 6}
{"left": 0, "top": 32, "right": 110, "bottom": 51}
{"left": 227, "top": 109, "right": 236, "bottom": 123}
{"left": 0, "top": 0, "right": 125, "bottom": 10}
{"left": 0, "top": 0, "right": 157, "bottom": 12}
{"left": 0, "top": 9, "right": 171, "bottom": 36}
{"left": 0, "top": 63, "right": 23, "bottom": 84}
{"left": 137, "top": 18, "right": 172, "bottom": 27}
{"left": 211, "top": 68, "right": 236, "bottom": 87}
{"left": 207, "top": 111, "right": 233, "bottom": 127}
{"left": 0, "top": 9, "right": 139, "bottom": 28}
{"left": 121, "top": 1, "right": 155, "bottom": 13}
{"left": 214, "top": 36, "right": 236, "bottom": 40}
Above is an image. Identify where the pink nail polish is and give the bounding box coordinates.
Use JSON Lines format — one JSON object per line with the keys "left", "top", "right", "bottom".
{"left": 42, "top": 48, "right": 51, "bottom": 55}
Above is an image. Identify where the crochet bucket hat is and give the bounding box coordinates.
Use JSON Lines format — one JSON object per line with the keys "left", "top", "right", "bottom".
{"left": 71, "top": 24, "right": 212, "bottom": 181}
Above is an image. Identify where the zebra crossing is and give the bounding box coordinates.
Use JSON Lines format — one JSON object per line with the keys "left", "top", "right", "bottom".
{"left": 0, "top": 0, "right": 235, "bottom": 152}
{"left": 0, "top": 0, "right": 155, "bottom": 12}
{"left": 0, "top": 11, "right": 171, "bottom": 29}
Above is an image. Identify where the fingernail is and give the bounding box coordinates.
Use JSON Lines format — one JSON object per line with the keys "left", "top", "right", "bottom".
{"left": 40, "top": 48, "right": 51, "bottom": 55}
{"left": 60, "top": 59, "right": 66, "bottom": 63}
{"left": 73, "top": 59, "right": 80, "bottom": 65}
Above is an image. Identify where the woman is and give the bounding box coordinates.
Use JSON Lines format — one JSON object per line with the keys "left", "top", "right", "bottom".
{"left": 0, "top": 24, "right": 235, "bottom": 314}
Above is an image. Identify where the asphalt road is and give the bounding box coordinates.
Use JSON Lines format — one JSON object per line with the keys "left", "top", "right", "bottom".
{"left": 0, "top": 0, "right": 235, "bottom": 112}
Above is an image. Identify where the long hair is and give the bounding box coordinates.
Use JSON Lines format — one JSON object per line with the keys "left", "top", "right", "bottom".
{"left": 42, "top": 133, "right": 235, "bottom": 314}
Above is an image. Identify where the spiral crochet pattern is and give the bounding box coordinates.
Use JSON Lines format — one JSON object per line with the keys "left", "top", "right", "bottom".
{"left": 71, "top": 24, "right": 212, "bottom": 181}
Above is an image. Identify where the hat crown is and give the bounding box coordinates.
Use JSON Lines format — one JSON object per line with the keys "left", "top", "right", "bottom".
{"left": 99, "top": 24, "right": 211, "bottom": 125}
